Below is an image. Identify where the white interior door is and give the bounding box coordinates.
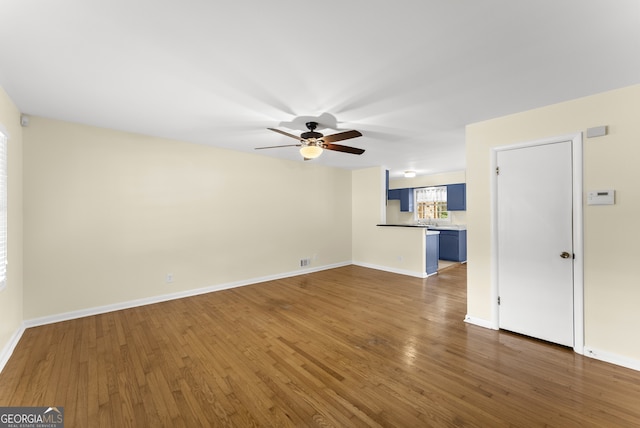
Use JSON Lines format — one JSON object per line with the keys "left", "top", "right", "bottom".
{"left": 497, "top": 141, "right": 574, "bottom": 347}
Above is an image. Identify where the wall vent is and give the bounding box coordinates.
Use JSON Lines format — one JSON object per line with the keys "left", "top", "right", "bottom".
{"left": 300, "top": 258, "right": 311, "bottom": 267}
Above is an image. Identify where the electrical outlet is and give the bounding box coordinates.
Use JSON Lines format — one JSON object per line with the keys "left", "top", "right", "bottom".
{"left": 165, "top": 273, "right": 174, "bottom": 283}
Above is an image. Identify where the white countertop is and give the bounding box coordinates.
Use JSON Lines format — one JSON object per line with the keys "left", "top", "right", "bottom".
{"left": 377, "top": 224, "right": 466, "bottom": 230}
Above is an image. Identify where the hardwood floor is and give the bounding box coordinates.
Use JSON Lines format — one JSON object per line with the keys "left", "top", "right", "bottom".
{"left": 2, "top": 264, "right": 640, "bottom": 427}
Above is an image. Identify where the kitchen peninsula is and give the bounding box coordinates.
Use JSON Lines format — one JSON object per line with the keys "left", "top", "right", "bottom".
{"left": 376, "top": 224, "right": 441, "bottom": 276}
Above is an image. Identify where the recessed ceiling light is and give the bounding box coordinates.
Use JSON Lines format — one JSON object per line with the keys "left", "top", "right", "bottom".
{"left": 404, "top": 171, "right": 416, "bottom": 178}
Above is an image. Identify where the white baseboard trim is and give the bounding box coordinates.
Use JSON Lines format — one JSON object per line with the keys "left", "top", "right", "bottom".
{"left": 0, "top": 324, "right": 26, "bottom": 374}
{"left": 462, "top": 318, "right": 640, "bottom": 372}
{"left": 584, "top": 347, "right": 640, "bottom": 372}
{"left": 24, "top": 261, "right": 351, "bottom": 329}
{"left": 464, "top": 315, "right": 497, "bottom": 330}
{"left": 352, "top": 261, "right": 426, "bottom": 278}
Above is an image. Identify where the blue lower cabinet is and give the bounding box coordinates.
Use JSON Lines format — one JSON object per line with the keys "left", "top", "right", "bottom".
{"left": 426, "top": 233, "right": 440, "bottom": 275}
{"left": 436, "top": 229, "right": 467, "bottom": 262}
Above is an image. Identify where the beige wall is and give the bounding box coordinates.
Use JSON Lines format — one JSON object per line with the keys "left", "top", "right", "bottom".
{"left": 466, "top": 84, "right": 640, "bottom": 361}
{"left": 23, "top": 117, "right": 353, "bottom": 319}
{"left": 352, "top": 167, "right": 426, "bottom": 276}
{"left": 390, "top": 170, "right": 466, "bottom": 190}
{"left": 0, "top": 88, "right": 24, "bottom": 358}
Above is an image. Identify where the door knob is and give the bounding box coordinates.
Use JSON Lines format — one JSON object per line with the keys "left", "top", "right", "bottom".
{"left": 560, "top": 252, "right": 571, "bottom": 259}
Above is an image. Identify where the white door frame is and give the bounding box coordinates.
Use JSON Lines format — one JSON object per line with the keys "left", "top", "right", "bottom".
{"left": 490, "top": 133, "right": 584, "bottom": 354}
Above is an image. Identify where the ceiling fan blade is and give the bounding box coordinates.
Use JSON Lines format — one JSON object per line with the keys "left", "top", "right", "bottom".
{"left": 268, "top": 128, "right": 301, "bottom": 140}
{"left": 321, "top": 130, "right": 362, "bottom": 143}
{"left": 255, "top": 144, "right": 301, "bottom": 150}
{"left": 325, "top": 143, "right": 365, "bottom": 155}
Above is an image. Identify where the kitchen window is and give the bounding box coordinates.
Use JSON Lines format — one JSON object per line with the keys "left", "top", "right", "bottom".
{"left": 415, "top": 186, "right": 449, "bottom": 222}
{"left": 0, "top": 130, "right": 6, "bottom": 290}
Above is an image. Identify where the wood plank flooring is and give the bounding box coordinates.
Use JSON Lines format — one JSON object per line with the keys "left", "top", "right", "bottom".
{"left": 2, "top": 264, "right": 640, "bottom": 427}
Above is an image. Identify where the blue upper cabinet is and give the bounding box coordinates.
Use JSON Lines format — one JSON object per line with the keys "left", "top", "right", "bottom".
{"left": 389, "top": 183, "right": 465, "bottom": 212}
{"left": 385, "top": 169, "right": 390, "bottom": 201}
{"left": 388, "top": 189, "right": 401, "bottom": 200}
{"left": 400, "top": 188, "right": 414, "bottom": 212}
{"left": 447, "top": 183, "right": 466, "bottom": 211}
{"left": 387, "top": 185, "right": 414, "bottom": 212}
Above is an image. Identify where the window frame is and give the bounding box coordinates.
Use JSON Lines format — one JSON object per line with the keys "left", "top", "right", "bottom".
{"left": 0, "top": 129, "right": 7, "bottom": 291}
{"left": 413, "top": 186, "right": 451, "bottom": 224}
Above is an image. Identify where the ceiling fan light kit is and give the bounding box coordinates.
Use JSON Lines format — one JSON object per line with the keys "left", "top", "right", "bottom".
{"left": 256, "top": 121, "right": 364, "bottom": 160}
{"left": 300, "top": 144, "right": 323, "bottom": 159}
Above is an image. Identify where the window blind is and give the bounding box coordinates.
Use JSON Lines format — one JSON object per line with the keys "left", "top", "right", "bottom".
{"left": 415, "top": 186, "right": 447, "bottom": 203}
{"left": 0, "top": 131, "right": 6, "bottom": 289}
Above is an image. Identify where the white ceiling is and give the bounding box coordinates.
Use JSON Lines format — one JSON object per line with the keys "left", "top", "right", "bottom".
{"left": 1, "top": 1, "right": 639, "bottom": 178}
